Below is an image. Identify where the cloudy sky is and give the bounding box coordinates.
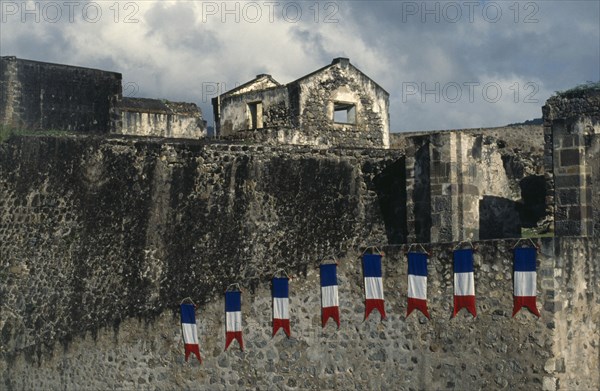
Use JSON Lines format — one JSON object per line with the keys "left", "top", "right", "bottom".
{"left": 1, "top": 0, "right": 599, "bottom": 131}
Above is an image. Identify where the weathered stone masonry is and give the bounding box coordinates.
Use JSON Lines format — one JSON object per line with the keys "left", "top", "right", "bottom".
{"left": 118, "top": 98, "right": 207, "bottom": 139}
{"left": 0, "top": 56, "right": 122, "bottom": 132}
{"left": 0, "top": 57, "right": 206, "bottom": 138}
{"left": 401, "top": 125, "right": 546, "bottom": 243}
{"left": 543, "top": 89, "right": 600, "bottom": 236}
{"left": 214, "top": 58, "right": 390, "bottom": 149}
{"left": 0, "top": 132, "right": 598, "bottom": 390}
{"left": 0, "top": 56, "right": 598, "bottom": 390}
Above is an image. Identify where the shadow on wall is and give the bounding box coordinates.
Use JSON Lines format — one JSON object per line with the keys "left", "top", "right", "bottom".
{"left": 373, "top": 157, "right": 407, "bottom": 244}
{"left": 412, "top": 143, "right": 431, "bottom": 243}
{"left": 479, "top": 196, "right": 521, "bottom": 239}
{"left": 480, "top": 175, "right": 547, "bottom": 239}
{"left": 518, "top": 175, "right": 547, "bottom": 228}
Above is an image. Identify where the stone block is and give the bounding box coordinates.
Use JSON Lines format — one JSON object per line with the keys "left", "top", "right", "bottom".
{"left": 542, "top": 377, "right": 556, "bottom": 391}
{"left": 554, "top": 174, "right": 581, "bottom": 188}
{"left": 442, "top": 183, "right": 456, "bottom": 196}
{"left": 567, "top": 206, "right": 581, "bottom": 220}
{"left": 432, "top": 196, "right": 451, "bottom": 213}
{"left": 556, "top": 188, "right": 579, "bottom": 205}
{"left": 430, "top": 184, "right": 442, "bottom": 195}
{"left": 554, "top": 220, "right": 582, "bottom": 236}
{"left": 462, "top": 184, "right": 479, "bottom": 196}
{"left": 559, "top": 149, "right": 580, "bottom": 166}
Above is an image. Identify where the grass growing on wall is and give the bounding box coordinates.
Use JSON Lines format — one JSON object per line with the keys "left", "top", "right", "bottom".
{"left": 555, "top": 81, "right": 600, "bottom": 98}
{"left": 0, "top": 125, "right": 73, "bottom": 142}
{"left": 521, "top": 227, "right": 554, "bottom": 238}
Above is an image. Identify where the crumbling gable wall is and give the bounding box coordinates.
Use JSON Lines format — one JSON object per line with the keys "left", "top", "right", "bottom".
{"left": 291, "top": 59, "right": 389, "bottom": 148}
{"left": 215, "top": 59, "right": 390, "bottom": 149}
{"left": 218, "top": 86, "right": 289, "bottom": 137}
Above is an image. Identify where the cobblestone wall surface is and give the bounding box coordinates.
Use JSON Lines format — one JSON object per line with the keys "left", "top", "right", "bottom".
{"left": 1, "top": 136, "right": 597, "bottom": 390}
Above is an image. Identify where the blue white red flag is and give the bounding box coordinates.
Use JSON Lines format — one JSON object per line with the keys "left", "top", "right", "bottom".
{"left": 407, "top": 252, "right": 430, "bottom": 319}
{"left": 363, "top": 253, "right": 386, "bottom": 320}
{"left": 180, "top": 303, "right": 202, "bottom": 362}
{"left": 225, "top": 291, "right": 244, "bottom": 350}
{"left": 272, "top": 277, "right": 291, "bottom": 337}
{"left": 452, "top": 249, "right": 476, "bottom": 317}
{"left": 513, "top": 247, "right": 541, "bottom": 317}
{"left": 320, "top": 263, "right": 340, "bottom": 328}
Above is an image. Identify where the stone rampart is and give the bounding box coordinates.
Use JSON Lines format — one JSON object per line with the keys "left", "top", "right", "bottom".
{"left": 0, "top": 136, "right": 598, "bottom": 390}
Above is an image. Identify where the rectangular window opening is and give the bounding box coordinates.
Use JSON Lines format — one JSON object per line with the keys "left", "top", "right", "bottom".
{"left": 333, "top": 102, "right": 356, "bottom": 124}
{"left": 248, "top": 101, "right": 263, "bottom": 129}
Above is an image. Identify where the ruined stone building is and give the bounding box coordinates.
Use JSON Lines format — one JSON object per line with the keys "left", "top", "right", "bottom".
{"left": 0, "top": 56, "right": 207, "bottom": 138}
{"left": 0, "top": 56, "right": 599, "bottom": 390}
{"left": 1, "top": 56, "right": 390, "bottom": 147}
{"left": 212, "top": 58, "right": 390, "bottom": 148}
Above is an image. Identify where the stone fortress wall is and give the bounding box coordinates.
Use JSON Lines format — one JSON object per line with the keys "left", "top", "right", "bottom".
{"left": 0, "top": 56, "right": 122, "bottom": 133}
{"left": 0, "top": 57, "right": 206, "bottom": 138}
{"left": 0, "top": 135, "right": 597, "bottom": 390}
{"left": 0, "top": 57, "right": 598, "bottom": 390}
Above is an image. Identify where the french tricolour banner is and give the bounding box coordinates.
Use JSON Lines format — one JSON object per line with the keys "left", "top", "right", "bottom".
{"left": 225, "top": 291, "right": 244, "bottom": 351}
{"left": 407, "top": 252, "right": 430, "bottom": 319}
{"left": 452, "top": 249, "right": 476, "bottom": 318}
{"left": 272, "top": 277, "right": 291, "bottom": 337}
{"left": 513, "top": 247, "right": 541, "bottom": 317}
{"left": 320, "top": 263, "right": 340, "bottom": 328}
{"left": 180, "top": 303, "right": 202, "bottom": 362}
{"left": 363, "top": 253, "right": 386, "bottom": 320}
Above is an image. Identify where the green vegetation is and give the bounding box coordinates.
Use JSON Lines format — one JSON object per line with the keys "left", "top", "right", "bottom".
{"left": 0, "top": 125, "right": 73, "bottom": 142}
{"left": 521, "top": 227, "right": 554, "bottom": 239}
{"left": 555, "top": 81, "right": 600, "bottom": 98}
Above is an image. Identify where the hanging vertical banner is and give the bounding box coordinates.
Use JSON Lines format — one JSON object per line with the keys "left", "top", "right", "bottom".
{"left": 513, "top": 247, "right": 541, "bottom": 317}
{"left": 225, "top": 290, "right": 244, "bottom": 351}
{"left": 180, "top": 303, "right": 202, "bottom": 363}
{"left": 407, "top": 252, "right": 430, "bottom": 319}
{"left": 363, "top": 253, "right": 386, "bottom": 320}
{"left": 272, "top": 277, "right": 291, "bottom": 337}
{"left": 320, "top": 263, "right": 340, "bottom": 328}
{"left": 452, "top": 249, "right": 476, "bottom": 317}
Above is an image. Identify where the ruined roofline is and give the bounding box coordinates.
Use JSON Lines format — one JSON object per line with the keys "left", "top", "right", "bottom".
{"left": 219, "top": 58, "right": 390, "bottom": 99}
{"left": 117, "top": 97, "right": 200, "bottom": 115}
{"left": 288, "top": 58, "right": 390, "bottom": 96}
{"left": 220, "top": 84, "right": 288, "bottom": 100}
{"left": 219, "top": 74, "right": 282, "bottom": 97}
{"left": 1, "top": 55, "right": 122, "bottom": 78}
{"left": 391, "top": 124, "right": 543, "bottom": 137}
